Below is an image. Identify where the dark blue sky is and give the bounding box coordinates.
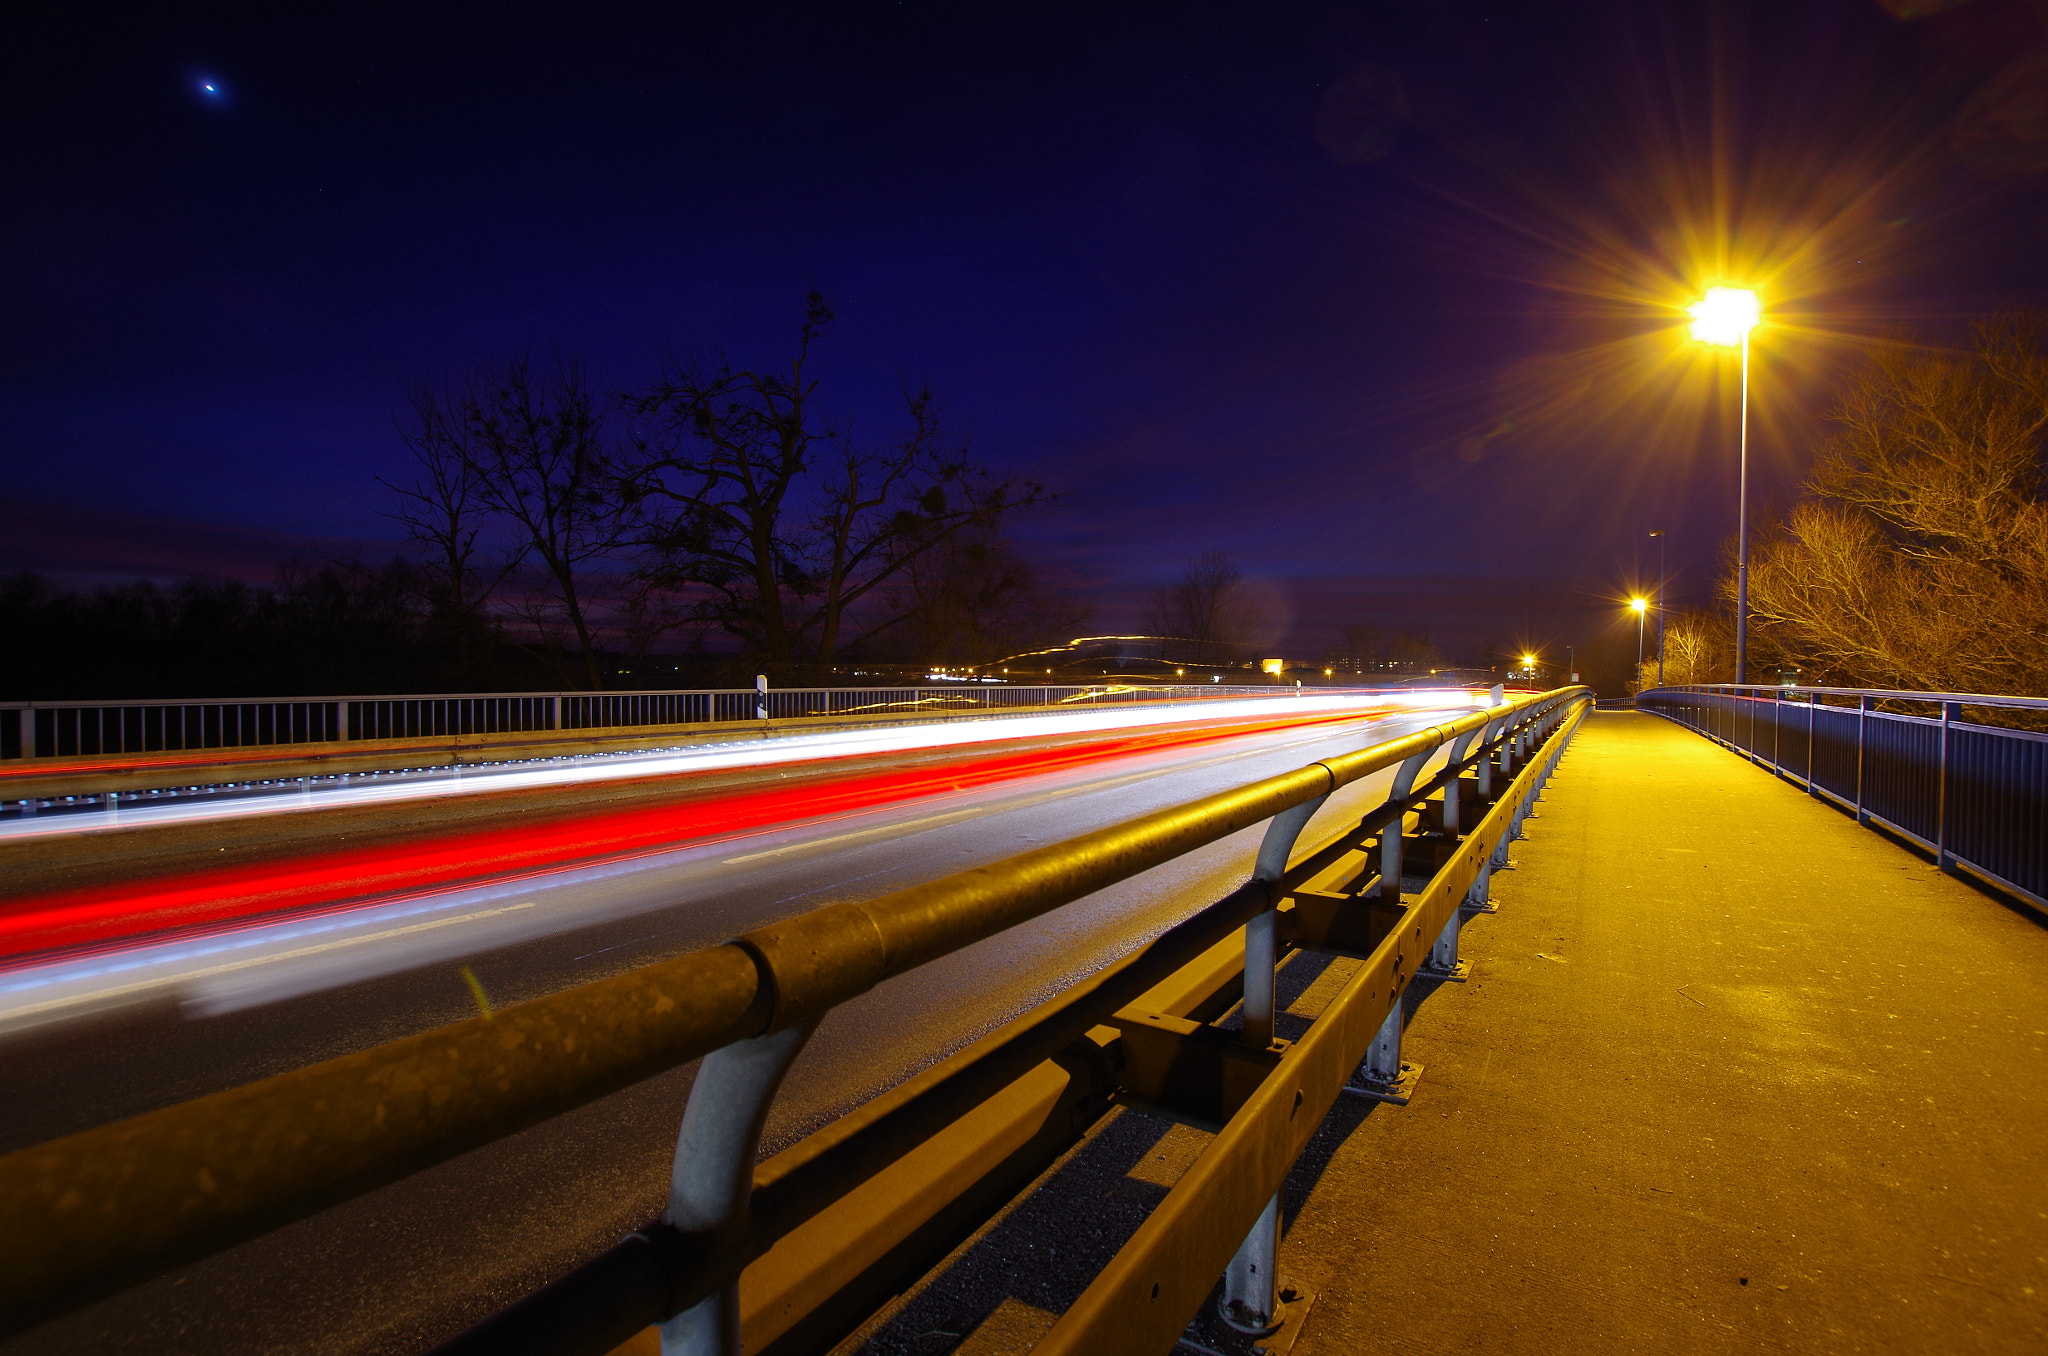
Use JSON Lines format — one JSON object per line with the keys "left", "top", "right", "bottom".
{"left": 7, "top": 0, "right": 2048, "bottom": 660}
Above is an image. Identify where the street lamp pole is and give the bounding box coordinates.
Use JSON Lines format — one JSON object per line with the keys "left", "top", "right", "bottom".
{"left": 1687, "top": 286, "right": 1761, "bottom": 685}
{"left": 1736, "top": 330, "right": 1751, "bottom": 685}
{"left": 1649, "top": 529, "right": 1667, "bottom": 685}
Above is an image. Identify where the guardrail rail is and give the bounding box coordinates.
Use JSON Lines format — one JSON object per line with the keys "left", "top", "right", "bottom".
{"left": 0, "top": 686, "right": 1592, "bottom": 1355}
{"left": 1637, "top": 683, "right": 2048, "bottom": 914}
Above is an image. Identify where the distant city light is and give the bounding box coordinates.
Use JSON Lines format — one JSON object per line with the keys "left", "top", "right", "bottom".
{"left": 1687, "top": 286, "right": 1761, "bottom": 347}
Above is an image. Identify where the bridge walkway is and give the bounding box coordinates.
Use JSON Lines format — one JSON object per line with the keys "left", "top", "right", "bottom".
{"left": 1276, "top": 708, "right": 2048, "bottom": 1355}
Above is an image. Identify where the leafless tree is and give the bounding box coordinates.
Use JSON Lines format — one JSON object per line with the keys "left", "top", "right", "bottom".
{"left": 1634, "top": 607, "right": 1728, "bottom": 691}
{"left": 1144, "top": 550, "right": 1253, "bottom": 665}
{"left": 391, "top": 358, "right": 634, "bottom": 690}
{"left": 875, "top": 523, "right": 1095, "bottom": 666}
{"left": 383, "top": 387, "right": 522, "bottom": 623}
{"left": 624, "top": 293, "right": 1042, "bottom": 663}
{"left": 1742, "top": 314, "right": 2048, "bottom": 698}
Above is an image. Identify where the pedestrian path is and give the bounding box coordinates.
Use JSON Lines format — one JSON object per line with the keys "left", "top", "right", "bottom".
{"left": 1281, "top": 709, "right": 2048, "bottom": 1354}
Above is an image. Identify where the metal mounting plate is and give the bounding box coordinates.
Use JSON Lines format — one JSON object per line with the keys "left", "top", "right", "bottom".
{"left": 1342, "top": 1061, "right": 1423, "bottom": 1106}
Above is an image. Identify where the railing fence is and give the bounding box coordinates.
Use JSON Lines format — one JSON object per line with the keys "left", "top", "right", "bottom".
{"left": 2, "top": 683, "right": 1305, "bottom": 761}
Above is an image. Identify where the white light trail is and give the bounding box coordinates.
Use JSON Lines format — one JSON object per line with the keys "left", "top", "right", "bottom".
{"left": 1, "top": 690, "right": 1484, "bottom": 843}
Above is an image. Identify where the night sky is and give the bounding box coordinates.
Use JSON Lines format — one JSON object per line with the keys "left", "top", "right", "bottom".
{"left": 8, "top": 0, "right": 2048, "bottom": 661}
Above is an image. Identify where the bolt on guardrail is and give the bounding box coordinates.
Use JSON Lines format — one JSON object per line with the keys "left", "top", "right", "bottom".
{"left": 0, "top": 687, "right": 1592, "bottom": 1354}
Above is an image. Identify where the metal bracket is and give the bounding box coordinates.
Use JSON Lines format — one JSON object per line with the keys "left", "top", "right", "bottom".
{"left": 1108, "top": 1009, "right": 1286, "bottom": 1131}
{"left": 1247, "top": 1281, "right": 1317, "bottom": 1356}
{"left": 1281, "top": 891, "right": 1404, "bottom": 959}
{"left": 1344, "top": 1061, "right": 1423, "bottom": 1106}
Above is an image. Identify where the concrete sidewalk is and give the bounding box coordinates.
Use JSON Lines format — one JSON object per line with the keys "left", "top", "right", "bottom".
{"left": 1284, "top": 710, "right": 2048, "bottom": 1354}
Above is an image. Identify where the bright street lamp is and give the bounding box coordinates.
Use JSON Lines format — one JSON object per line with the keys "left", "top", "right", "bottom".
{"left": 1687, "top": 285, "right": 1761, "bottom": 683}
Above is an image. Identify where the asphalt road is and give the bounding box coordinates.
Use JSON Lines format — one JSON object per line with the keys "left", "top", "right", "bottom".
{"left": 2, "top": 702, "right": 1466, "bottom": 1356}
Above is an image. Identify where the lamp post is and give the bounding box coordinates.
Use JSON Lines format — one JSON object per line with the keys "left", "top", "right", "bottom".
{"left": 1687, "top": 287, "right": 1761, "bottom": 683}
{"left": 1648, "top": 528, "right": 1667, "bottom": 685}
{"left": 1630, "top": 597, "right": 1648, "bottom": 685}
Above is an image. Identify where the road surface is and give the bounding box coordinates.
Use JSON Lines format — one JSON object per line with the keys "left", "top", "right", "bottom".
{"left": 2, "top": 695, "right": 1476, "bottom": 1356}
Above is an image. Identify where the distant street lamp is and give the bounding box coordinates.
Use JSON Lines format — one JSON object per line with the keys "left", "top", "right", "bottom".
{"left": 1687, "top": 286, "right": 1762, "bottom": 683}
{"left": 1648, "top": 529, "right": 1667, "bottom": 685}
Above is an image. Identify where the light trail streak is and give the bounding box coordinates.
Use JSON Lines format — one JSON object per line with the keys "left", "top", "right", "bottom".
{"left": 0, "top": 691, "right": 1475, "bottom": 842}
{"left": 0, "top": 706, "right": 1466, "bottom": 1036}
{"left": 0, "top": 695, "right": 1481, "bottom": 962}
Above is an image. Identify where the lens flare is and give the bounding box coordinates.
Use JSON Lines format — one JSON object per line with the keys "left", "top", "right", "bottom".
{"left": 1687, "top": 287, "right": 1762, "bottom": 346}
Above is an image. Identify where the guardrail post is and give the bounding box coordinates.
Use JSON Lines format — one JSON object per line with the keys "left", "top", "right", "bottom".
{"left": 1474, "top": 707, "right": 1510, "bottom": 801}
{"left": 660, "top": 1023, "right": 814, "bottom": 1356}
{"left": 15, "top": 707, "right": 31, "bottom": 760}
{"left": 1220, "top": 1194, "right": 1284, "bottom": 1337}
{"left": 755, "top": 675, "right": 769, "bottom": 722}
{"left": 1361, "top": 998, "right": 1406, "bottom": 1090}
{"left": 1424, "top": 897, "right": 1467, "bottom": 981}
{"left": 1219, "top": 793, "right": 1327, "bottom": 1333}
{"left": 1440, "top": 729, "right": 1481, "bottom": 834}
{"left": 1242, "top": 796, "right": 1327, "bottom": 1047}
{"left": 1379, "top": 749, "right": 1434, "bottom": 901}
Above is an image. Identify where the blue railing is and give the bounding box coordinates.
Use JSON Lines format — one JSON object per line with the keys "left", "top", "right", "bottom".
{"left": 1637, "top": 684, "right": 2048, "bottom": 913}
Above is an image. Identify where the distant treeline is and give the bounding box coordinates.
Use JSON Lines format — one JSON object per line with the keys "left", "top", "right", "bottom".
{"left": 0, "top": 563, "right": 562, "bottom": 702}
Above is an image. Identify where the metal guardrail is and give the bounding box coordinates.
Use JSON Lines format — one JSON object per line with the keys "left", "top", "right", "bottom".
{"left": 0, "top": 686, "right": 1591, "bottom": 1354}
{"left": 1637, "top": 684, "right": 2048, "bottom": 913}
{"left": 1, "top": 683, "right": 1304, "bottom": 761}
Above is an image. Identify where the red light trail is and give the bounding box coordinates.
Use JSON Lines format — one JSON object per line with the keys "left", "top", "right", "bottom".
{"left": 0, "top": 706, "right": 1395, "bottom": 963}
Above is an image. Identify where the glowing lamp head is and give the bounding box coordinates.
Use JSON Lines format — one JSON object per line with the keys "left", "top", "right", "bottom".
{"left": 1630, "top": 597, "right": 1649, "bottom": 614}
{"left": 1521, "top": 653, "right": 1537, "bottom": 668}
{"left": 1687, "top": 287, "right": 1761, "bottom": 346}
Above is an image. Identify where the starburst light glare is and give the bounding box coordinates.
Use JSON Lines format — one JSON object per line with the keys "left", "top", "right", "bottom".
{"left": 1630, "top": 597, "right": 1648, "bottom": 613}
{"left": 1687, "top": 287, "right": 1761, "bottom": 346}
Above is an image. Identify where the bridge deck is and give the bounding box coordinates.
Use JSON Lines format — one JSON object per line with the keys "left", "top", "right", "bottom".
{"left": 1282, "top": 708, "right": 2048, "bottom": 1354}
